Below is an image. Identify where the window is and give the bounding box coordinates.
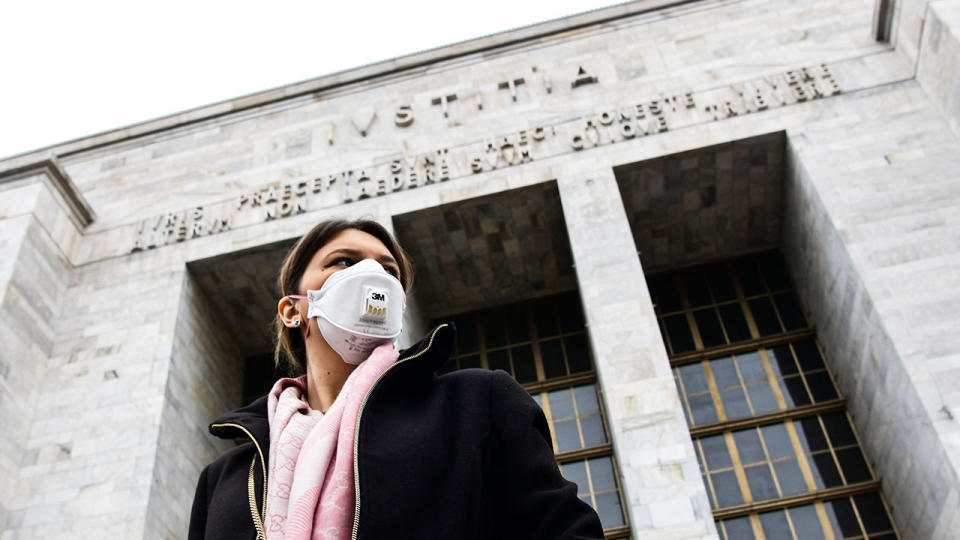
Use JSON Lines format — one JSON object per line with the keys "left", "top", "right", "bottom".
{"left": 649, "top": 251, "right": 900, "bottom": 539}
{"left": 437, "top": 291, "right": 630, "bottom": 538}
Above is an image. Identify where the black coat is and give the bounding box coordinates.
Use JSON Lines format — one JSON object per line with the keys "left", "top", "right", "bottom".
{"left": 188, "top": 323, "right": 604, "bottom": 540}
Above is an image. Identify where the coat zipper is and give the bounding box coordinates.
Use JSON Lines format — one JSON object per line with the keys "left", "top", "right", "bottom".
{"left": 350, "top": 324, "right": 446, "bottom": 540}
{"left": 211, "top": 422, "right": 267, "bottom": 539}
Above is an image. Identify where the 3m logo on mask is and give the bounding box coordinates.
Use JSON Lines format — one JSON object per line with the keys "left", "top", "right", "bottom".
{"left": 362, "top": 287, "right": 390, "bottom": 322}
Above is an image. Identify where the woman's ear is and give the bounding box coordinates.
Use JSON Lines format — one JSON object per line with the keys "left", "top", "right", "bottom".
{"left": 277, "top": 296, "right": 303, "bottom": 328}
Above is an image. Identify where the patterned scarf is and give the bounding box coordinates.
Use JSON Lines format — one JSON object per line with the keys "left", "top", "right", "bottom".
{"left": 264, "top": 344, "right": 398, "bottom": 540}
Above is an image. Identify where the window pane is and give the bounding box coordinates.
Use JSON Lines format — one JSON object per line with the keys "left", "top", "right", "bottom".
{"left": 564, "top": 334, "right": 591, "bottom": 373}
{"left": 483, "top": 310, "right": 507, "bottom": 348}
{"left": 825, "top": 497, "right": 862, "bottom": 537}
{"left": 487, "top": 350, "right": 510, "bottom": 373}
{"left": 506, "top": 309, "right": 529, "bottom": 343}
{"left": 705, "top": 263, "right": 737, "bottom": 302}
{"left": 650, "top": 274, "right": 682, "bottom": 313}
{"left": 780, "top": 377, "right": 812, "bottom": 408}
{"left": 734, "top": 429, "right": 766, "bottom": 464}
{"left": 759, "top": 510, "right": 791, "bottom": 538}
{"left": 721, "top": 517, "right": 755, "bottom": 540}
{"left": 595, "top": 492, "right": 625, "bottom": 528}
{"left": 534, "top": 298, "right": 558, "bottom": 338}
{"left": 554, "top": 420, "right": 581, "bottom": 452}
{"left": 688, "top": 393, "right": 718, "bottom": 425}
{"left": 664, "top": 314, "right": 696, "bottom": 353}
{"left": 823, "top": 412, "right": 858, "bottom": 447}
{"left": 700, "top": 434, "right": 733, "bottom": 470}
{"left": 737, "top": 352, "right": 767, "bottom": 383}
{"left": 761, "top": 424, "right": 794, "bottom": 459}
{"left": 789, "top": 504, "right": 827, "bottom": 540}
{"left": 747, "top": 383, "right": 779, "bottom": 414}
{"left": 745, "top": 464, "right": 778, "bottom": 501}
{"left": 758, "top": 251, "right": 792, "bottom": 291}
{"left": 548, "top": 388, "right": 575, "bottom": 419}
{"left": 773, "top": 458, "right": 807, "bottom": 496}
{"left": 694, "top": 308, "right": 726, "bottom": 347}
{"left": 720, "top": 388, "right": 750, "bottom": 420}
{"left": 774, "top": 292, "right": 807, "bottom": 330}
{"left": 718, "top": 303, "right": 752, "bottom": 342}
{"left": 561, "top": 461, "right": 588, "bottom": 495}
{"left": 682, "top": 269, "right": 712, "bottom": 307}
{"left": 798, "top": 417, "right": 829, "bottom": 451}
{"left": 712, "top": 357, "right": 740, "bottom": 388}
{"left": 794, "top": 340, "right": 825, "bottom": 370}
{"left": 810, "top": 453, "right": 843, "bottom": 488}
{"left": 574, "top": 385, "right": 600, "bottom": 415}
{"left": 806, "top": 371, "right": 838, "bottom": 402}
{"left": 770, "top": 345, "right": 798, "bottom": 375}
{"left": 580, "top": 415, "right": 607, "bottom": 447}
{"left": 588, "top": 456, "right": 617, "bottom": 491}
{"left": 735, "top": 257, "right": 766, "bottom": 296}
{"left": 678, "top": 363, "right": 709, "bottom": 394}
{"left": 836, "top": 447, "right": 872, "bottom": 483}
{"left": 511, "top": 345, "right": 537, "bottom": 383}
{"left": 855, "top": 493, "right": 893, "bottom": 533}
{"left": 748, "top": 297, "right": 782, "bottom": 336}
{"left": 711, "top": 470, "right": 744, "bottom": 507}
{"left": 540, "top": 339, "right": 566, "bottom": 379}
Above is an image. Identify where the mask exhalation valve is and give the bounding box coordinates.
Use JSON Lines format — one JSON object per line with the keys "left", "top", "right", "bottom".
{"left": 362, "top": 286, "right": 389, "bottom": 322}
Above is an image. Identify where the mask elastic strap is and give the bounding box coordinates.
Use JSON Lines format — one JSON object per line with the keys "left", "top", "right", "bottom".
{"left": 286, "top": 295, "right": 310, "bottom": 338}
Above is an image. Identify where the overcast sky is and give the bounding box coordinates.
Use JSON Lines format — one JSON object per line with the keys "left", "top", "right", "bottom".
{"left": 0, "top": 1, "right": 619, "bottom": 160}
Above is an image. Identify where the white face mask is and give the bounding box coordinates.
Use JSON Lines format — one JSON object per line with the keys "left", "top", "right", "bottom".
{"left": 289, "top": 258, "right": 405, "bottom": 365}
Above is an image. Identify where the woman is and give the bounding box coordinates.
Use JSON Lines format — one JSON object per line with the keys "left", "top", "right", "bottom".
{"left": 188, "top": 219, "right": 604, "bottom": 540}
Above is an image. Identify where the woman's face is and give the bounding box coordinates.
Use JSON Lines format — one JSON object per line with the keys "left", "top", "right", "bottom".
{"left": 296, "top": 228, "right": 401, "bottom": 296}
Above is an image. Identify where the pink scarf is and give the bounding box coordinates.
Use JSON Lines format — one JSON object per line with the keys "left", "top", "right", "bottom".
{"left": 264, "top": 344, "right": 398, "bottom": 540}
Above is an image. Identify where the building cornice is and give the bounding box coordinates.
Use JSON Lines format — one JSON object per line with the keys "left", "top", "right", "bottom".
{"left": 0, "top": 157, "right": 96, "bottom": 227}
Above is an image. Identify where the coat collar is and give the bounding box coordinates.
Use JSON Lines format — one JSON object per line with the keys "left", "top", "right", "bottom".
{"left": 207, "top": 322, "right": 457, "bottom": 446}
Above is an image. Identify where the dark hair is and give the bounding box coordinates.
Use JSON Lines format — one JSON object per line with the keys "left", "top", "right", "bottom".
{"left": 273, "top": 218, "right": 413, "bottom": 373}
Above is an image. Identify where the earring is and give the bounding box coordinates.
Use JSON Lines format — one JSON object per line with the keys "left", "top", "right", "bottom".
{"left": 293, "top": 319, "right": 301, "bottom": 327}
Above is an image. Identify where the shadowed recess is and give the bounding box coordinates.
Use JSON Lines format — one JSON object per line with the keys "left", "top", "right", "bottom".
{"left": 394, "top": 181, "right": 576, "bottom": 319}
{"left": 187, "top": 238, "right": 296, "bottom": 356}
{"left": 614, "top": 132, "right": 786, "bottom": 272}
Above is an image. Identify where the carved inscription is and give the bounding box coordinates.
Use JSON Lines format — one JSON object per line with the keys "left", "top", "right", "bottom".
{"left": 431, "top": 93, "right": 458, "bottom": 118}
{"left": 394, "top": 105, "right": 414, "bottom": 127}
{"left": 571, "top": 66, "right": 599, "bottom": 88}
{"left": 498, "top": 77, "right": 526, "bottom": 102}
{"left": 132, "top": 206, "right": 231, "bottom": 252}
{"left": 131, "top": 63, "right": 841, "bottom": 252}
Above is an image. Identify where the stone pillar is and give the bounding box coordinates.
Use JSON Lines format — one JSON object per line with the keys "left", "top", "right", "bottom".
{"left": 556, "top": 171, "right": 718, "bottom": 538}
{"left": 0, "top": 179, "right": 72, "bottom": 534}
{"left": 145, "top": 268, "right": 244, "bottom": 540}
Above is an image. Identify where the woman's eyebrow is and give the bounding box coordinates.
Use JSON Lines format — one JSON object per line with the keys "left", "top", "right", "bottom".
{"left": 325, "top": 248, "right": 397, "bottom": 266}
{"left": 324, "top": 248, "right": 362, "bottom": 259}
{"left": 376, "top": 254, "right": 399, "bottom": 266}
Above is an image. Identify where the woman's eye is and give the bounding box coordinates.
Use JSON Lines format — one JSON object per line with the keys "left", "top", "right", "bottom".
{"left": 386, "top": 267, "right": 400, "bottom": 279}
{"left": 328, "top": 257, "right": 354, "bottom": 269}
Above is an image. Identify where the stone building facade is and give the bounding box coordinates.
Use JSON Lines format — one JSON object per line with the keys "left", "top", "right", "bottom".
{"left": 1, "top": 0, "right": 959, "bottom": 538}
